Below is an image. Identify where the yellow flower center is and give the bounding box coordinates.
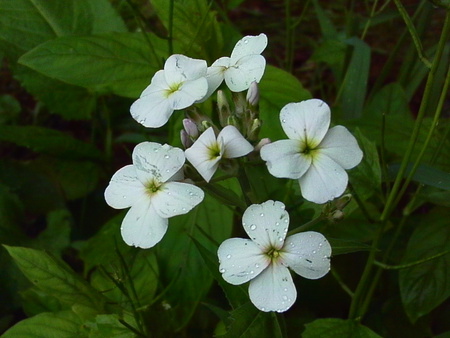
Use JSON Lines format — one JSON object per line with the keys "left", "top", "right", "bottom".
{"left": 145, "top": 178, "right": 162, "bottom": 196}
{"left": 165, "top": 82, "right": 182, "bottom": 97}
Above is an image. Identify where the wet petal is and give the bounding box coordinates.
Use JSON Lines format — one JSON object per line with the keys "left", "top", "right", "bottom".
{"left": 248, "top": 261, "right": 296, "bottom": 312}
{"left": 319, "top": 126, "right": 363, "bottom": 169}
{"left": 280, "top": 99, "right": 330, "bottom": 145}
{"left": 219, "top": 125, "right": 254, "bottom": 158}
{"left": 132, "top": 142, "right": 186, "bottom": 184}
{"left": 152, "top": 182, "right": 204, "bottom": 218}
{"left": 299, "top": 153, "right": 348, "bottom": 204}
{"left": 164, "top": 54, "right": 207, "bottom": 85}
{"left": 224, "top": 55, "right": 266, "bottom": 92}
{"left": 130, "top": 90, "right": 173, "bottom": 128}
{"left": 281, "top": 231, "right": 331, "bottom": 280}
{"left": 242, "top": 200, "right": 290, "bottom": 250}
{"left": 230, "top": 33, "right": 268, "bottom": 64}
{"left": 170, "top": 77, "right": 208, "bottom": 109}
{"left": 260, "top": 139, "right": 311, "bottom": 179}
{"left": 218, "top": 238, "right": 269, "bottom": 285}
{"left": 200, "top": 57, "right": 229, "bottom": 101}
{"left": 120, "top": 197, "right": 168, "bottom": 249}
{"left": 104, "top": 165, "right": 145, "bottom": 209}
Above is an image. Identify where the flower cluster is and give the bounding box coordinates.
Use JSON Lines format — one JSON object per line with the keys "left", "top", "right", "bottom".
{"left": 104, "top": 33, "right": 363, "bottom": 312}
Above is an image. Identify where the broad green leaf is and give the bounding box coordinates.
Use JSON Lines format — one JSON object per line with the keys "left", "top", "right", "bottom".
{"left": 4, "top": 245, "right": 106, "bottom": 312}
{"left": 150, "top": 0, "right": 223, "bottom": 62}
{"left": 399, "top": 209, "right": 450, "bottom": 323}
{"left": 260, "top": 65, "right": 312, "bottom": 141}
{"left": 349, "top": 128, "right": 382, "bottom": 200}
{"left": 0, "top": 184, "right": 26, "bottom": 244}
{"left": 157, "top": 194, "right": 233, "bottom": 330}
{"left": 388, "top": 163, "right": 450, "bottom": 191}
{"left": 364, "top": 82, "right": 410, "bottom": 118}
{"left": 311, "top": 0, "right": 338, "bottom": 39}
{"left": 0, "top": 94, "right": 20, "bottom": 124}
{"left": 2, "top": 310, "right": 85, "bottom": 338}
{"left": 303, "top": 318, "right": 382, "bottom": 337}
{"left": 85, "top": 314, "right": 136, "bottom": 338}
{"left": 341, "top": 37, "right": 371, "bottom": 119}
{"left": 192, "top": 237, "right": 248, "bottom": 309}
{"left": 20, "top": 287, "right": 64, "bottom": 317}
{"left": 19, "top": 33, "right": 167, "bottom": 98}
{"left": 219, "top": 302, "right": 283, "bottom": 338}
{"left": 0, "top": 125, "right": 102, "bottom": 161}
{"left": 311, "top": 38, "right": 346, "bottom": 81}
{"left": 32, "top": 209, "right": 71, "bottom": 255}
{"left": 88, "top": 0, "right": 127, "bottom": 34}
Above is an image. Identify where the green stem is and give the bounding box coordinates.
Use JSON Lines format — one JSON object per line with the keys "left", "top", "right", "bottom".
{"left": 168, "top": 0, "right": 174, "bottom": 55}
{"left": 361, "top": 0, "right": 379, "bottom": 40}
{"left": 374, "top": 250, "right": 450, "bottom": 269}
{"left": 331, "top": 267, "right": 354, "bottom": 298}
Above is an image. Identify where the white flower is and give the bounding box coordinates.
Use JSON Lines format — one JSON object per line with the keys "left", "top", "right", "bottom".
{"left": 260, "top": 99, "right": 363, "bottom": 204}
{"left": 104, "top": 142, "right": 204, "bottom": 248}
{"left": 203, "top": 33, "right": 268, "bottom": 100}
{"left": 218, "top": 200, "right": 331, "bottom": 312}
{"left": 130, "top": 54, "right": 208, "bottom": 128}
{"left": 185, "top": 126, "right": 254, "bottom": 182}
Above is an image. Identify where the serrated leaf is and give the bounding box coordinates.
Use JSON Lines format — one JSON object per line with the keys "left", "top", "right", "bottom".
{"left": 0, "top": 125, "right": 102, "bottom": 161}
{"left": 3, "top": 245, "right": 106, "bottom": 312}
{"left": 19, "top": 33, "right": 166, "bottom": 98}
{"left": 2, "top": 310, "right": 84, "bottom": 338}
{"left": 399, "top": 209, "right": 450, "bottom": 323}
{"left": 303, "top": 318, "right": 382, "bottom": 337}
{"left": 218, "top": 302, "right": 283, "bottom": 338}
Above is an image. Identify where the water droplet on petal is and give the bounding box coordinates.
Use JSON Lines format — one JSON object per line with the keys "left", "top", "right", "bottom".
{"left": 282, "top": 119, "right": 286, "bottom": 123}
{"left": 244, "top": 39, "right": 249, "bottom": 44}
{"left": 283, "top": 288, "right": 288, "bottom": 292}
{"left": 278, "top": 237, "right": 283, "bottom": 242}
{"left": 260, "top": 213, "right": 264, "bottom": 217}
{"left": 250, "top": 270, "right": 254, "bottom": 274}
{"left": 275, "top": 222, "right": 279, "bottom": 226}
{"left": 255, "top": 263, "right": 260, "bottom": 268}
{"left": 284, "top": 219, "right": 288, "bottom": 223}
{"left": 312, "top": 250, "right": 317, "bottom": 254}
{"left": 164, "top": 155, "right": 169, "bottom": 159}
{"left": 219, "top": 268, "right": 225, "bottom": 273}
{"left": 289, "top": 242, "right": 295, "bottom": 248}
{"left": 319, "top": 243, "right": 323, "bottom": 247}
{"left": 250, "top": 224, "right": 257, "bottom": 230}
{"left": 226, "top": 254, "right": 232, "bottom": 259}
{"left": 282, "top": 295, "right": 288, "bottom": 301}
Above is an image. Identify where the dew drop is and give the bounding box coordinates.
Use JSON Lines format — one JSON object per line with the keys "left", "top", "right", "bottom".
{"left": 250, "top": 270, "right": 254, "bottom": 274}
{"left": 164, "top": 154, "right": 169, "bottom": 159}
{"left": 243, "top": 39, "right": 249, "bottom": 44}
{"left": 319, "top": 243, "right": 323, "bottom": 247}
{"left": 275, "top": 222, "right": 280, "bottom": 226}
{"left": 154, "top": 148, "right": 159, "bottom": 152}
{"left": 255, "top": 263, "right": 260, "bottom": 268}
{"left": 260, "top": 213, "right": 264, "bottom": 217}
{"left": 166, "top": 169, "right": 170, "bottom": 173}
{"left": 283, "top": 288, "right": 288, "bottom": 292}
{"left": 182, "top": 207, "right": 186, "bottom": 211}
{"left": 226, "top": 254, "right": 232, "bottom": 259}
{"left": 219, "top": 268, "right": 225, "bottom": 273}
{"left": 282, "top": 119, "right": 286, "bottom": 123}
{"left": 250, "top": 224, "right": 257, "bottom": 230}
{"left": 261, "top": 307, "right": 266, "bottom": 311}
{"left": 278, "top": 237, "right": 283, "bottom": 242}
{"left": 282, "top": 295, "right": 288, "bottom": 301}
{"left": 284, "top": 219, "right": 288, "bottom": 223}
{"left": 289, "top": 242, "right": 295, "bottom": 248}
{"left": 312, "top": 250, "right": 317, "bottom": 254}
{"left": 122, "top": 195, "right": 127, "bottom": 199}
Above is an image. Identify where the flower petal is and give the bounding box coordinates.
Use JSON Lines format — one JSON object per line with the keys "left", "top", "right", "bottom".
{"left": 218, "top": 238, "right": 269, "bottom": 285}
{"left": 224, "top": 54, "right": 266, "bottom": 92}
{"left": 299, "top": 153, "right": 348, "bottom": 203}
{"left": 248, "top": 261, "right": 297, "bottom": 312}
{"left": 242, "top": 200, "right": 290, "bottom": 250}
{"left": 319, "top": 126, "right": 363, "bottom": 169}
{"left": 219, "top": 125, "right": 254, "bottom": 158}
{"left": 230, "top": 33, "right": 268, "bottom": 64}
{"left": 132, "top": 142, "right": 185, "bottom": 184}
{"left": 260, "top": 139, "right": 311, "bottom": 179}
{"left": 120, "top": 196, "right": 168, "bottom": 249}
{"left": 280, "top": 99, "right": 330, "bottom": 145}
{"left": 185, "top": 127, "right": 221, "bottom": 182}
{"left": 281, "top": 231, "right": 331, "bottom": 280}
{"left": 164, "top": 54, "right": 207, "bottom": 85}
{"left": 130, "top": 90, "right": 173, "bottom": 128}
{"left": 104, "top": 165, "right": 145, "bottom": 209}
{"left": 170, "top": 77, "right": 208, "bottom": 109}
{"left": 200, "top": 57, "right": 229, "bottom": 102}
{"left": 152, "top": 182, "right": 204, "bottom": 218}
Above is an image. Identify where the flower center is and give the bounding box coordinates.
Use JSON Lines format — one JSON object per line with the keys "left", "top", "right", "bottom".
{"left": 299, "top": 139, "right": 318, "bottom": 158}
{"left": 207, "top": 142, "right": 222, "bottom": 160}
{"left": 165, "top": 82, "right": 182, "bottom": 97}
{"left": 145, "top": 178, "right": 162, "bottom": 196}
{"left": 266, "top": 247, "right": 281, "bottom": 261}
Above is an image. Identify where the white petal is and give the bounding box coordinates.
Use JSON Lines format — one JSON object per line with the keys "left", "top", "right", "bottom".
{"left": 230, "top": 33, "right": 268, "bottom": 64}
{"left": 318, "top": 126, "right": 363, "bottom": 169}
{"left": 260, "top": 139, "right": 311, "bottom": 179}
{"left": 164, "top": 54, "right": 207, "bottom": 85}
{"left": 152, "top": 182, "right": 204, "bottom": 218}
{"left": 104, "top": 165, "right": 145, "bottom": 209}
{"left": 248, "top": 261, "right": 296, "bottom": 312}
{"left": 200, "top": 57, "right": 229, "bottom": 102}
{"left": 242, "top": 200, "right": 290, "bottom": 250}
{"left": 224, "top": 55, "right": 266, "bottom": 92}
{"left": 299, "top": 153, "right": 348, "bottom": 204}
{"left": 120, "top": 196, "right": 168, "bottom": 249}
{"left": 169, "top": 77, "right": 208, "bottom": 109}
{"left": 281, "top": 232, "right": 331, "bottom": 280}
{"left": 219, "top": 125, "right": 254, "bottom": 158}
{"left": 185, "top": 127, "right": 221, "bottom": 182}
{"left": 132, "top": 142, "right": 185, "bottom": 184}
{"left": 218, "top": 238, "right": 269, "bottom": 285}
{"left": 130, "top": 90, "right": 173, "bottom": 128}
{"left": 280, "top": 99, "right": 330, "bottom": 145}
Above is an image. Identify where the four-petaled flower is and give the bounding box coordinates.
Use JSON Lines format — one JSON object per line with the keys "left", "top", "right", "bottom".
{"left": 203, "top": 33, "right": 268, "bottom": 100}
{"left": 185, "top": 125, "right": 254, "bottom": 182}
{"left": 260, "top": 99, "right": 363, "bottom": 204}
{"left": 130, "top": 54, "right": 208, "bottom": 128}
{"left": 104, "top": 142, "right": 204, "bottom": 248}
{"left": 218, "top": 200, "right": 331, "bottom": 312}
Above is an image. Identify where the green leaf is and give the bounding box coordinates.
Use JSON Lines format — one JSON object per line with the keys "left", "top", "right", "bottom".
{"left": 0, "top": 183, "right": 26, "bottom": 244}
{"left": 0, "top": 125, "right": 102, "bottom": 161}
{"left": 32, "top": 209, "right": 71, "bottom": 255}
{"left": 311, "top": 0, "right": 338, "bottom": 39}
{"left": 87, "top": 0, "right": 127, "bottom": 34}
{"left": 260, "top": 65, "right": 312, "bottom": 141}
{"left": 219, "top": 302, "right": 283, "bottom": 338}
{"left": 399, "top": 209, "right": 450, "bottom": 323}
{"left": 3, "top": 245, "right": 106, "bottom": 312}
{"left": 150, "top": 0, "right": 223, "bottom": 62}
{"left": 85, "top": 314, "right": 136, "bottom": 337}
{"left": 349, "top": 128, "right": 382, "bottom": 200}
{"left": 364, "top": 83, "right": 410, "bottom": 118}
{"left": 157, "top": 194, "right": 233, "bottom": 330}
{"left": 0, "top": 94, "right": 20, "bottom": 124}
{"left": 303, "top": 318, "right": 382, "bottom": 337}
{"left": 2, "top": 310, "right": 85, "bottom": 338}
{"left": 19, "top": 33, "right": 167, "bottom": 98}
{"left": 341, "top": 37, "right": 371, "bottom": 119}
{"left": 388, "top": 163, "right": 450, "bottom": 191}
{"left": 327, "top": 238, "right": 371, "bottom": 255}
